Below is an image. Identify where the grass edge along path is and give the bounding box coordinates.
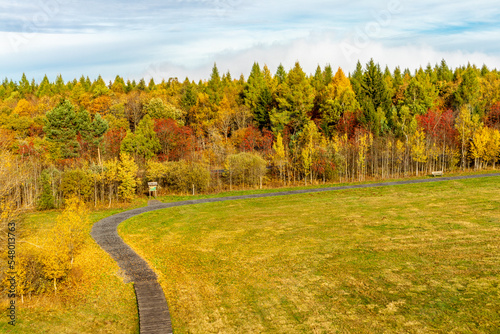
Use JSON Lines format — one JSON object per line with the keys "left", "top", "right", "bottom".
{"left": 90, "top": 173, "right": 500, "bottom": 333}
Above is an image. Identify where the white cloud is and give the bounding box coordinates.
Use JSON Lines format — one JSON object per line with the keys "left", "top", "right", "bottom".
{"left": 142, "top": 34, "right": 500, "bottom": 81}
{"left": 0, "top": 0, "right": 499, "bottom": 81}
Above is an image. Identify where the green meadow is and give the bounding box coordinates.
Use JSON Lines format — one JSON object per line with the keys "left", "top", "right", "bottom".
{"left": 119, "top": 176, "right": 500, "bottom": 333}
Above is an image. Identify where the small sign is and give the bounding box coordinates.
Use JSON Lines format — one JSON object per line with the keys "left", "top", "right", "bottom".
{"left": 148, "top": 182, "right": 158, "bottom": 198}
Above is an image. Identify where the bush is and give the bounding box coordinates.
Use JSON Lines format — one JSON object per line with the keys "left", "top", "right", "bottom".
{"left": 163, "top": 160, "right": 210, "bottom": 193}
{"left": 60, "top": 168, "right": 93, "bottom": 201}
{"left": 225, "top": 152, "right": 267, "bottom": 187}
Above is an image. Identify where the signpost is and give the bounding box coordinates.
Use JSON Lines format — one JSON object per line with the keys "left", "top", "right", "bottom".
{"left": 148, "top": 182, "right": 158, "bottom": 198}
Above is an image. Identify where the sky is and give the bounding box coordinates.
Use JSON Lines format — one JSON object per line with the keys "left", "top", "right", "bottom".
{"left": 0, "top": 0, "right": 499, "bottom": 83}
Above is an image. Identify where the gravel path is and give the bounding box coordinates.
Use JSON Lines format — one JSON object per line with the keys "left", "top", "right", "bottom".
{"left": 90, "top": 173, "right": 499, "bottom": 334}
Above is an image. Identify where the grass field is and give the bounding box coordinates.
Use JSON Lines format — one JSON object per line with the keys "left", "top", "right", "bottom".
{"left": 119, "top": 176, "right": 500, "bottom": 333}
{"left": 151, "top": 169, "right": 500, "bottom": 204}
{"left": 0, "top": 209, "right": 139, "bottom": 334}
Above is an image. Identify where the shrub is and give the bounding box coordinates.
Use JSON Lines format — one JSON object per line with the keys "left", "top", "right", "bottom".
{"left": 163, "top": 160, "right": 210, "bottom": 193}
{"left": 225, "top": 152, "right": 267, "bottom": 187}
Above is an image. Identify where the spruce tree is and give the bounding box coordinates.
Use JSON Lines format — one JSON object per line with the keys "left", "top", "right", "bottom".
{"left": 44, "top": 100, "right": 79, "bottom": 159}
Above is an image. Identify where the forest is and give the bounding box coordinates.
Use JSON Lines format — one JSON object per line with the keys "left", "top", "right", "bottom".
{"left": 1, "top": 59, "right": 500, "bottom": 211}
{"left": 0, "top": 58, "right": 500, "bottom": 313}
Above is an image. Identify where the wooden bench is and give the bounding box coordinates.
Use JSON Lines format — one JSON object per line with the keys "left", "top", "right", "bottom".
{"left": 431, "top": 171, "right": 444, "bottom": 177}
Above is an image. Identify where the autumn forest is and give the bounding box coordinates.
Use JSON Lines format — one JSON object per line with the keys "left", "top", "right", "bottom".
{"left": 1, "top": 59, "right": 500, "bottom": 211}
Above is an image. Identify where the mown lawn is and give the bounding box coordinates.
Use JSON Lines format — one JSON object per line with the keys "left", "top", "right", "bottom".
{"left": 119, "top": 176, "right": 500, "bottom": 333}
{"left": 0, "top": 209, "right": 139, "bottom": 334}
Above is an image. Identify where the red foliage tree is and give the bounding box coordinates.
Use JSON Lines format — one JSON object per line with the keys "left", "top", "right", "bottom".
{"left": 312, "top": 147, "right": 335, "bottom": 180}
{"left": 485, "top": 102, "right": 500, "bottom": 130}
{"left": 336, "top": 110, "right": 362, "bottom": 138}
{"left": 103, "top": 127, "right": 127, "bottom": 159}
{"left": 234, "top": 125, "right": 272, "bottom": 152}
{"left": 28, "top": 123, "right": 44, "bottom": 138}
{"left": 17, "top": 139, "right": 40, "bottom": 159}
{"left": 154, "top": 118, "right": 194, "bottom": 161}
{"left": 261, "top": 129, "right": 274, "bottom": 155}
{"left": 416, "top": 109, "right": 458, "bottom": 146}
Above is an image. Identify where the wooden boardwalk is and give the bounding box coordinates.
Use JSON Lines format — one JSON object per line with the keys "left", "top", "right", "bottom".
{"left": 90, "top": 173, "right": 499, "bottom": 333}
{"left": 91, "top": 201, "right": 173, "bottom": 334}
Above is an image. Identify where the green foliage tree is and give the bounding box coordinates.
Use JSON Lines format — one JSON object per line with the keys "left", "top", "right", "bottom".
{"left": 120, "top": 114, "right": 160, "bottom": 161}
{"left": 54, "top": 74, "right": 66, "bottom": 96}
{"left": 403, "top": 69, "right": 438, "bottom": 115}
{"left": 357, "top": 59, "right": 392, "bottom": 134}
{"left": 60, "top": 168, "right": 93, "bottom": 201}
{"left": 275, "top": 63, "right": 287, "bottom": 84}
{"left": 207, "top": 63, "right": 223, "bottom": 105}
{"left": 180, "top": 79, "right": 198, "bottom": 112}
{"left": 455, "top": 66, "right": 480, "bottom": 110}
{"left": 283, "top": 62, "right": 315, "bottom": 131}
{"left": 145, "top": 97, "right": 184, "bottom": 122}
{"left": 18, "top": 73, "right": 32, "bottom": 97}
{"left": 44, "top": 100, "right": 79, "bottom": 159}
{"left": 37, "top": 169, "right": 55, "bottom": 210}
{"left": 244, "top": 63, "right": 273, "bottom": 130}
{"left": 91, "top": 75, "right": 109, "bottom": 97}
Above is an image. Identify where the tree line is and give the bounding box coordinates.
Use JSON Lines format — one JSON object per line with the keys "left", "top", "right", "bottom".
{"left": 1, "top": 59, "right": 500, "bottom": 210}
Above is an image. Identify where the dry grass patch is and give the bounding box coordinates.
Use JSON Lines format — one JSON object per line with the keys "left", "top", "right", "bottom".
{"left": 0, "top": 209, "right": 139, "bottom": 334}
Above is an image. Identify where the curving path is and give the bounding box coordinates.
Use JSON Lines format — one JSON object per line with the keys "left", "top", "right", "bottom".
{"left": 90, "top": 173, "right": 500, "bottom": 334}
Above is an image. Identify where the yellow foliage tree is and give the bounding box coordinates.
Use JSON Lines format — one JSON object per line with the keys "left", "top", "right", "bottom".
{"left": 455, "top": 105, "right": 482, "bottom": 169}
{"left": 0, "top": 149, "right": 25, "bottom": 243}
{"left": 470, "top": 126, "right": 489, "bottom": 169}
{"left": 15, "top": 256, "right": 28, "bottom": 303}
{"left": 357, "top": 132, "right": 373, "bottom": 181}
{"left": 104, "top": 158, "right": 120, "bottom": 206}
{"left": 301, "top": 144, "right": 313, "bottom": 185}
{"left": 39, "top": 242, "right": 71, "bottom": 294}
{"left": 299, "top": 121, "right": 320, "bottom": 184}
{"left": 57, "top": 196, "right": 89, "bottom": 264}
{"left": 118, "top": 152, "right": 138, "bottom": 202}
{"left": 216, "top": 95, "right": 234, "bottom": 140}
{"left": 472, "top": 127, "right": 500, "bottom": 169}
{"left": 395, "top": 139, "right": 405, "bottom": 169}
{"left": 13, "top": 99, "right": 37, "bottom": 117}
{"left": 411, "top": 129, "right": 428, "bottom": 176}
{"left": 332, "top": 133, "right": 349, "bottom": 181}
{"left": 485, "top": 128, "right": 500, "bottom": 168}
{"left": 189, "top": 92, "right": 215, "bottom": 137}
{"left": 39, "top": 196, "right": 89, "bottom": 293}
{"left": 272, "top": 133, "right": 286, "bottom": 183}
{"left": 146, "top": 160, "right": 167, "bottom": 181}
{"left": 13, "top": 251, "right": 39, "bottom": 303}
{"left": 320, "top": 68, "right": 359, "bottom": 129}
